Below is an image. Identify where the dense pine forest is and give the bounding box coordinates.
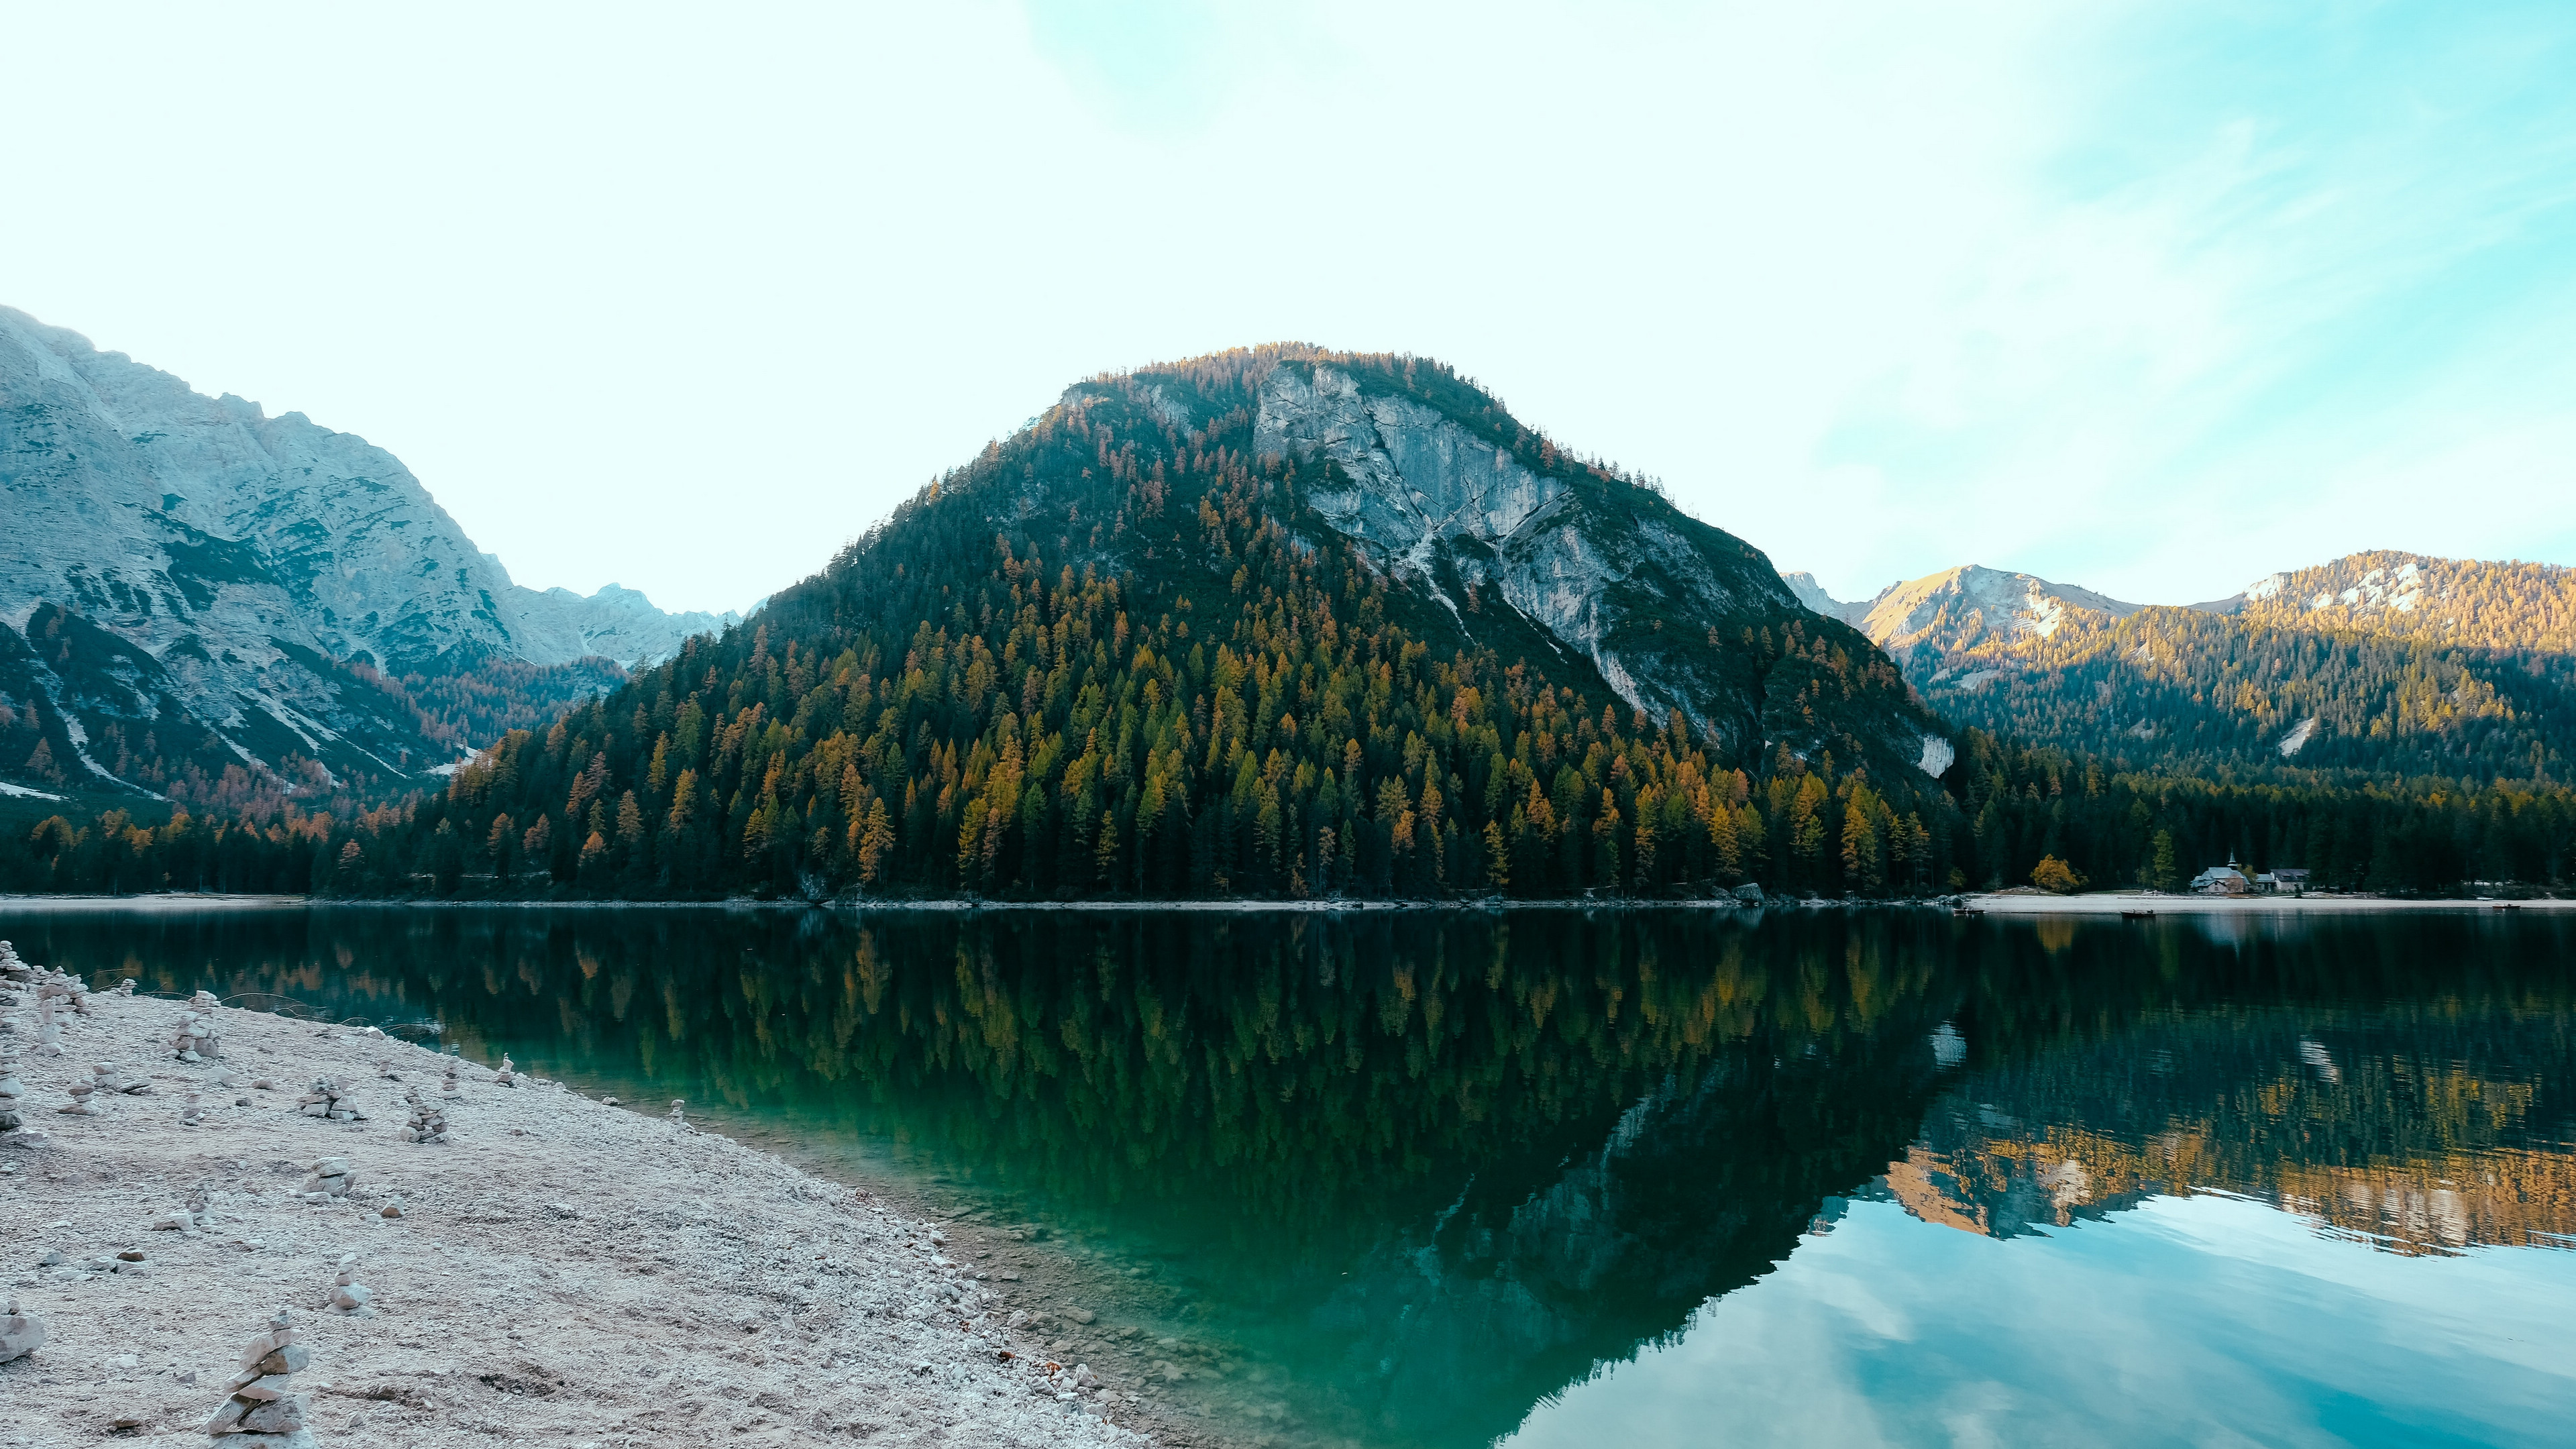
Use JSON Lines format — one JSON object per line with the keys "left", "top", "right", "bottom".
{"left": 1904, "top": 605, "right": 2576, "bottom": 782}
{"left": 6, "top": 349, "right": 2575, "bottom": 902}
{"left": 0, "top": 604, "right": 627, "bottom": 820}
{"left": 9, "top": 717, "right": 2569, "bottom": 899}
{"left": 1900, "top": 552, "right": 2576, "bottom": 784}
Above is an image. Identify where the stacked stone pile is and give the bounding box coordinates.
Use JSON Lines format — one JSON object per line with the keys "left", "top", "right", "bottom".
{"left": 36, "top": 967, "right": 94, "bottom": 1018}
{"left": 0, "top": 1040, "right": 25, "bottom": 1138}
{"left": 191, "top": 989, "right": 219, "bottom": 1010}
{"left": 1, "top": 1292, "right": 45, "bottom": 1364}
{"left": 301, "top": 1157, "right": 355, "bottom": 1202}
{"left": 34, "top": 991, "right": 63, "bottom": 1057}
{"left": 397, "top": 1087, "right": 449, "bottom": 1144}
{"left": 493, "top": 1053, "right": 518, "bottom": 1088}
{"left": 668, "top": 1098, "right": 689, "bottom": 1130}
{"left": 59, "top": 1062, "right": 145, "bottom": 1116}
{"left": 180, "top": 1090, "right": 207, "bottom": 1128}
{"left": 204, "top": 1307, "right": 318, "bottom": 1446}
{"left": 172, "top": 1006, "right": 224, "bottom": 1061}
{"left": 156, "top": 1180, "right": 216, "bottom": 1235}
{"left": 294, "top": 1078, "right": 366, "bottom": 1122}
{"left": 324, "top": 1254, "right": 374, "bottom": 1316}
{"left": 439, "top": 1060, "right": 460, "bottom": 1098}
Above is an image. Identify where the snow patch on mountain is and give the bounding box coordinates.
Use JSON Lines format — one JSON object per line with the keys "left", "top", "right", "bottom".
{"left": 2277, "top": 716, "right": 2319, "bottom": 757}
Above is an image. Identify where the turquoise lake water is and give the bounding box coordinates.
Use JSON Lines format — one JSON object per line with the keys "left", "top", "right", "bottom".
{"left": 4, "top": 902, "right": 2570, "bottom": 1447}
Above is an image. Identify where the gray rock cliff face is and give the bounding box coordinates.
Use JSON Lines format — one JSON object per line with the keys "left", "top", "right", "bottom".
{"left": 0, "top": 307, "right": 732, "bottom": 795}
{"left": 1244, "top": 362, "right": 1947, "bottom": 777}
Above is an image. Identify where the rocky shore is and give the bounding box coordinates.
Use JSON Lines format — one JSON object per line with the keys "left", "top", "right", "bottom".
{"left": 1961, "top": 890, "right": 2573, "bottom": 915}
{"left": 0, "top": 944, "right": 1152, "bottom": 1448}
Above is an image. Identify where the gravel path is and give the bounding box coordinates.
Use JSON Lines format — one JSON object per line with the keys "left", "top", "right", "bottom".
{"left": 0, "top": 981, "right": 1150, "bottom": 1447}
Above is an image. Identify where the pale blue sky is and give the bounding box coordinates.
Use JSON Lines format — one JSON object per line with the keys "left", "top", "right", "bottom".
{"left": 5, "top": 1, "right": 2571, "bottom": 613}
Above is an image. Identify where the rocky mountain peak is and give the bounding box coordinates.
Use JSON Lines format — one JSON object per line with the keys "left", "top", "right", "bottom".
{"left": 1784, "top": 564, "right": 2140, "bottom": 654}
{"left": 0, "top": 307, "right": 735, "bottom": 802}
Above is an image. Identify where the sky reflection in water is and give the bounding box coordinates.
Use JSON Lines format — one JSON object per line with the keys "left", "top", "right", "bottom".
{"left": 1512, "top": 1193, "right": 2576, "bottom": 1448}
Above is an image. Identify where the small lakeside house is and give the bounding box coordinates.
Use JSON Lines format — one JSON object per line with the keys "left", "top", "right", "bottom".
{"left": 2190, "top": 858, "right": 2253, "bottom": 896}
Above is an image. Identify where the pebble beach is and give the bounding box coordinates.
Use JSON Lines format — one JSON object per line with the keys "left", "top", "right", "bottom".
{"left": 0, "top": 940, "right": 1157, "bottom": 1448}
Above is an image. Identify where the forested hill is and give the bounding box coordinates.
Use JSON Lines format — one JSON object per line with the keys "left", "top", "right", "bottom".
{"left": 29, "top": 347, "right": 1960, "bottom": 901}
{"left": 1802, "top": 555, "right": 2576, "bottom": 785}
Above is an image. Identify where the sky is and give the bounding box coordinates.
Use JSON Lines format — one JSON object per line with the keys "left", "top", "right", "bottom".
{"left": 5, "top": 1, "right": 2574, "bottom": 614}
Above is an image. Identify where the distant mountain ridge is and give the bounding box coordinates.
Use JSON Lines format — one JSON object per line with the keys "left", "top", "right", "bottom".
{"left": 0, "top": 306, "right": 735, "bottom": 807}
{"left": 1785, "top": 551, "right": 2576, "bottom": 781}
{"left": 1785, "top": 566, "right": 2145, "bottom": 653}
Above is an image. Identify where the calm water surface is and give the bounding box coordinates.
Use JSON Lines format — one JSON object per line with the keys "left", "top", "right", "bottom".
{"left": 5, "top": 902, "right": 2571, "bottom": 1448}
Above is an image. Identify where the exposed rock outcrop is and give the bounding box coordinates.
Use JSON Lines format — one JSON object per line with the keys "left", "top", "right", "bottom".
{"left": 1238, "top": 360, "right": 1949, "bottom": 775}
{"left": 0, "top": 305, "right": 739, "bottom": 796}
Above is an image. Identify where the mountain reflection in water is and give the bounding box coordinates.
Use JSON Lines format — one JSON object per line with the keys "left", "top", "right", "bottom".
{"left": 9, "top": 904, "right": 2571, "bottom": 1447}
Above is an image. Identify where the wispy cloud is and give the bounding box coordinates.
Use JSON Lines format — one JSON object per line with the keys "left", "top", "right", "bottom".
{"left": 3, "top": 2, "right": 2567, "bottom": 610}
{"left": 1792, "top": 1, "right": 2576, "bottom": 602}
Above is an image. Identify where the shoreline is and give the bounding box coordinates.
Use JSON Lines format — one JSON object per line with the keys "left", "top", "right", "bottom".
{"left": 1958, "top": 890, "right": 2572, "bottom": 915}
{"left": 4, "top": 890, "right": 2563, "bottom": 917}
{"left": 0, "top": 982, "right": 1171, "bottom": 1448}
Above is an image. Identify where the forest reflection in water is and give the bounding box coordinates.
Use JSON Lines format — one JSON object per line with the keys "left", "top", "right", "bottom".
{"left": 9, "top": 903, "right": 2573, "bottom": 1447}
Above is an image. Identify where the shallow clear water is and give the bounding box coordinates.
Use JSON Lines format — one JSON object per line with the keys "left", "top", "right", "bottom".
{"left": 5, "top": 902, "right": 2571, "bottom": 1447}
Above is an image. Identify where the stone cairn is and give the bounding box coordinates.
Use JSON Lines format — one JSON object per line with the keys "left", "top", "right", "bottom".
{"left": 294, "top": 1078, "right": 366, "bottom": 1122}
{"left": 33, "top": 989, "right": 63, "bottom": 1057}
{"left": 301, "top": 1157, "right": 355, "bottom": 1203}
{"left": 116, "top": 978, "right": 140, "bottom": 996}
{"left": 1, "top": 1291, "right": 46, "bottom": 1365}
{"left": 37, "top": 965, "right": 94, "bottom": 1015}
{"left": 172, "top": 999, "right": 225, "bottom": 1062}
{"left": 439, "top": 1059, "right": 461, "bottom": 1099}
{"left": 157, "top": 1180, "right": 216, "bottom": 1236}
{"left": 667, "top": 1097, "right": 689, "bottom": 1131}
{"left": 0, "top": 1040, "right": 25, "bottom": 1140}
{"left": 2, "top": 947, "right": 87, "bottom": 1061}
{"left": 324, "top": 1253, "right": 374, "bottom": 1316}
{"left": 397, "top": 1086, "right": 448, "bottom": 1144}
{"left": 63, "top": 1061, "right": 152, "bottom": 1116}
{"left": 493, "top": 1054, "right": 518, "bottom": 1088}
{"left": 180, "top": 1090, "right": 207, "bottom": 1128}
{"left": 205, "top": 1307, "right": 317, "bottom": 1446}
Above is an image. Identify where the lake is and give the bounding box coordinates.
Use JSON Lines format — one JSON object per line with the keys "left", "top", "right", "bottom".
{"left": 5, "top": 902, "right": 2571, "bottom": 1447}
